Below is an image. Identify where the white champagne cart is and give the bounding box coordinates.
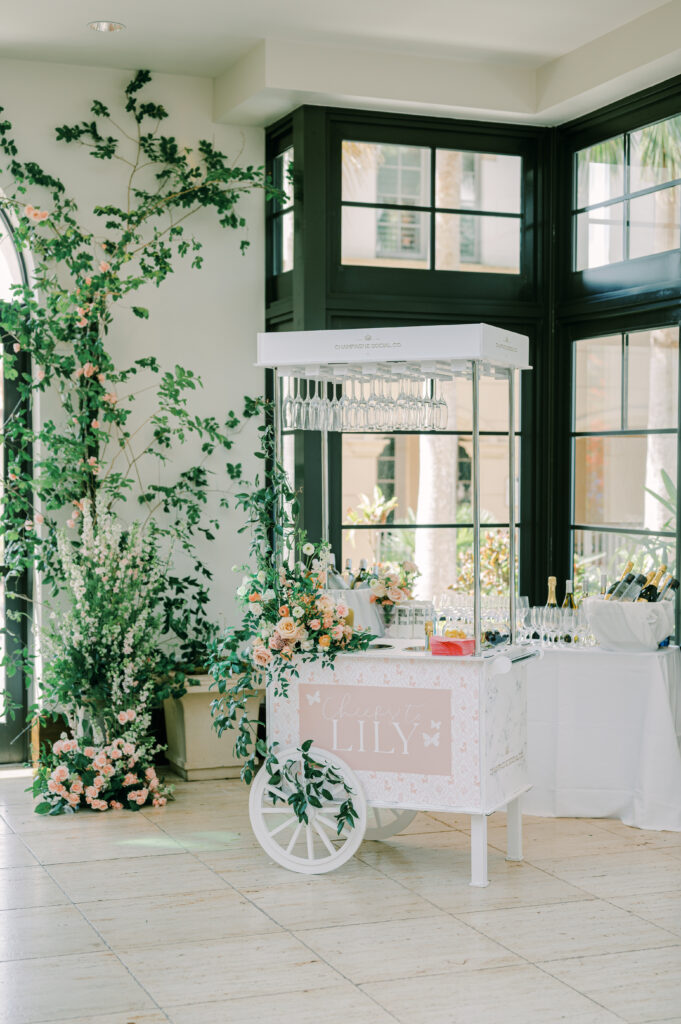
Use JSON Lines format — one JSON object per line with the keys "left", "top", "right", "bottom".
{"left": 249, "top": 323, "right": 535, "bottom": 886}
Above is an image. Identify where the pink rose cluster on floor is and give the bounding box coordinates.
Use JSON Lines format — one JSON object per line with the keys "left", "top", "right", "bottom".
{"left": 33, "top": 730, "right": 171, "bottom": 815}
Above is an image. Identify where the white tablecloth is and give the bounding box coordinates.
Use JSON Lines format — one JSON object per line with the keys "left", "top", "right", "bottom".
{"left": 524, "top": 646, "right": 681, "bottom": 830}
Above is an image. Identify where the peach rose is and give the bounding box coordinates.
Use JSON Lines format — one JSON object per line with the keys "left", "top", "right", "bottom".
{"left": 336, "top": 602, "right": 349, "bottom": 619}
{"left": 152, "top": 796, "right": 167, "bottom": 808}
{"left": 70, "top": 779, "right": 84, "bottom": 795}
{"left": 275, "top": 617, "right": 298, "bottom": 641}
{"left": 110, "top": 748, "right": 122, "bottom": 760}
{"left": 83, "top": 747, "right": 96, "bottom": 759}
{"left": 47, "top": 779, "right": 59, "bottom": 794}
{"left": 52, "top": 765, "right": 68, "bottom": 784}
{"left": 309, "top": 619, "right": 321, "bottom": 631}
{"left": 318, "top": 635, "right": 331, "bottom": 649}
{"left": 66, "top": 792, "right": 80, "bottom": 807}
{"left": 331, "top": 624, "right": 344, "bottom": 641}
{"left": 109, "top": 800, "right": 123, "bottom": 810}
{"left": 122, "top": 743, "right": 135, "bottom": 756}
{"left": 123, "top": 773, "right": 139, "bottom": 787}
{"left": 252, "top": 645, "right": 272, "bottom": 668}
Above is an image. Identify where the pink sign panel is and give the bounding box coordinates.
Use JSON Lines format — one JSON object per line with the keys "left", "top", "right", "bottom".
{"left": 299, "top": 684, "right": 452, "bottom": 776}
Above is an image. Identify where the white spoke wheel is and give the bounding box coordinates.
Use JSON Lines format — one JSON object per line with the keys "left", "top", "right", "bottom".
{"left": 365, "top": 807, "right": 417, "bottom": 840}
{"left": 249, "top": 746, "right": 367, "bottom": 874}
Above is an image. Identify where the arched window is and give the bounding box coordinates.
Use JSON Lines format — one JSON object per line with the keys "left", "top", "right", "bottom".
{"left": 0, "top": 210, "right": 29, "bottom": 763}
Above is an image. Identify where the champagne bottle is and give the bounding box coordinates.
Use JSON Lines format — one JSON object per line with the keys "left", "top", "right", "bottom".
{"left": 605, "top": 561, "right": 634, "bottom": 600}
{"left": 658, "top": 577, "right": 679, "bottom": 601}
{"left": 637, "top": 565, "right": 667, "bottom": 603}
{"left": 351, "top": 559, "right": 369, "bottom": 589}
{"left": 609, "top": 572, "right": 636, "bottom": 601}
{"left": 600, "top": 573, "right": 607, "bottom": 596}
{"left": 327, "top": 553, "right": 348, "bottom": 589}
{"left": 562, "top": 580, "right": 577, "bottom": 610}
{"left": 618, "top": 573, "right": 648, "bottom": 602}
{"left": 544, "top": 575, "right": 558, "bottom": 642}
{"left": 343, "top": 558, "right": 355, "bottom": 587}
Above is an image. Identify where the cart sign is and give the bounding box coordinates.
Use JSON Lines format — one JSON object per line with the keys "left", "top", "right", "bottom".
{"left": 299, "top": 684, "right": 452, "bottom": 775}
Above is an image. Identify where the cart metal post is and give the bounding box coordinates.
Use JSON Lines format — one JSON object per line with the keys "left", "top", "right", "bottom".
{"left": 273, "top": 368, "right": 283, "bottom": 570}
{"left": 509, "top": 367, "right": 517, "bottom": 645}
{"left": 472, "top": 361, "right": 482, "bottom": 656}
{"left": 321, "top": 423, "right": 329, "bottom": 545}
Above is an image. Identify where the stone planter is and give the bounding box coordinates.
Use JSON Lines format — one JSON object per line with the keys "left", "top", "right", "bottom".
{"left": 163, "top": 674, "right": 263, "bottom": 781}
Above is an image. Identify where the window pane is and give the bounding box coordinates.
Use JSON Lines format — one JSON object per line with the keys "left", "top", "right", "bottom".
{"left": 629, "top": 185, "right": 681, "bottom": 259}
{"left": 574, "top": 335, "right": 622, "bottom": 431}
{"left": 435, "top": 213, "right": 520, "bottom": 273}
{"left": 342, "top": 141, "right": 430, "bottom": 206}
{"left": 341, "top": 206, "right": 430, "bottom": 268}
{"left": 273, "top": 210, "right": 293, "bottom": 274}
{"left": 573, "top": 529, "right": 676, "bottom": 592}
{"left": 273, "top": 147, "right": 294, "bottom": 210}
{"left": 441, "top": 373, "right": 520, "bottom": 432}
{"left": 630, "top": 115, "right": 681, "bottom": 192}
{"left": 574, "top": 203, "right": 624, "bottom": 270}
{"left": 575, "top": 136, "right": 624, "bottom": 209}
{"left": 574, "top": 435, "right": 676, "bottom": 529}
{"left": 627, "top": 327, "right": 679, "bottom": 430}
{"left": 341, "top": 433, "right": 517, "bottom": 526}
{"left": 435, "top": 150, "right": 521, "bottom": 213}
{"left": 340, "top": 526, "right": 517, "bottom": 601}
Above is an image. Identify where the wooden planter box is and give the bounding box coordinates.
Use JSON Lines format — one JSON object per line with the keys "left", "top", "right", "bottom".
{"left": 163, "top": 674, "right": 263, "bottom": 781}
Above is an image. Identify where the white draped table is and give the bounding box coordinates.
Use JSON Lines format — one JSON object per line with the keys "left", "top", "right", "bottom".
{"left": 524, "top": 646, "right": 681, "bottom": 830}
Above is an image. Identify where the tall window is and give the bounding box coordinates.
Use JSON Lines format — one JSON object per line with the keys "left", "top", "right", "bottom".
{"left": 0, "top": 212, "right": 28, "bottom": 761}
{"left": 341, "top": 141, "right": 522, "bottom": 273}
{"left": 573, "top": 113, "right": 681, "bottom": 270}
{"left": 571, "top": 327, "right": 679, "bottom": 588}
{"left": 271, "top": 147, "right": 294, "bottom": 275}
{"left": 340, "top": 373, "right": 521, "bottom": 601}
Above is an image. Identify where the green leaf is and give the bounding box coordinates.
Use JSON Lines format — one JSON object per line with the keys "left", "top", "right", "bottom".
{"left": 132, "top": 306, "right": 150, "bottom": 319}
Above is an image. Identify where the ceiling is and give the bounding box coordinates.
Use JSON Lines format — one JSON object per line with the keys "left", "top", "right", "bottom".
{"left": 1, "top": 0, "right": 681, "bottom": 125}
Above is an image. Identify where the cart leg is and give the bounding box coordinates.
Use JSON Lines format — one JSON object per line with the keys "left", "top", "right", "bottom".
{"left": 469, "top": 814, "right": 489, "bottom": 887}
{"left": 506, "top": 796, "right": 523, "bottom": 862}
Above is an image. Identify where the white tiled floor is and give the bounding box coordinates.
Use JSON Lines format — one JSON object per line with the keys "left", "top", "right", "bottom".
{"left": 1, "top": 766, "right": 681, "bottom": 1024}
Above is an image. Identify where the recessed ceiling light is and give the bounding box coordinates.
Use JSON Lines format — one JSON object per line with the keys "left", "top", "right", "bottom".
{"left": 88, "top": 20, "right": 125, "bottom": 33}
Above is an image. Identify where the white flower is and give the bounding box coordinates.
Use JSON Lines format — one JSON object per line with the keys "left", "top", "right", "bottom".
{"left": 301, "top": 639, "right": 314, "bottom": 651}
{"left": 292, "top": 605, "right": 304, "bottom": 619}
{"left": 257, "top": 570, "right": 266, "bottom": 584}
{"left": 263, "top": 589, "right": 275, "bottom": 601}
{"left": 302, "top": 543, "right": 315, "bottom": 556}
{"left": 250, "top": 603, "right": 263, "bottom": 617}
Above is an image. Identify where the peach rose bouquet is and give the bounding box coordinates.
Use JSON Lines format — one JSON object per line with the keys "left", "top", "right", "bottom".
{"left": 368, "top": 560, "right": 420, "bottom": 624}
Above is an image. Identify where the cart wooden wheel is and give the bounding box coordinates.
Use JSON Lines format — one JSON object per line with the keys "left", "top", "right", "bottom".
{"left": 365, "top": 807, "right": 417, "bottom": 840}
{"left": 249, "top": 746, "right": 367, "bottom": 874}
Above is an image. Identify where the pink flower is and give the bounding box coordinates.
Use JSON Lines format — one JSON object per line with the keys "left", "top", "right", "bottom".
{"left": 91, "top": 419, "right": 100, "bottom": 429}
{"left": 83, "top": 747, "right": 96, "bottom": 758}
{"left": 336, "top": 602, "right": 349, "bottom": 619}
{"left": 93, "top": 775, "right": 105, "bottom": 789}
{"left": 67, "top": 792, "right": 80, "bottom": 807}
{"left": 25, "top": 204, "right": 49, "bottom": 223}
{"left": 97, "top": 373, "right": 105, "bottom": 383}
{"left": 93, "top": 753, "right": 108, "bottom": 769}
{"left": 52, "top": 765, "right": 68, "bottom": 784}
{"left": 152, "top": 796, "right": 167, "bottom": 808}
{"left": 99, "top": 261, "right": 110, "bottom": 272}
{"left": 85, "top": 276, "right": 92, "bottom": 286}
{"left": 268, "top": 633, "right": 284, "bottom": 651}
{"left": 70, "top": 779, "right": 83, "bottom": 795}
{"left": 102, "top": 392, "right": 118, "bottom": 405}
{"left": 24, "top": 520, "right": 33, "bottom": 531}
{"left": 12, "top": 342, "right": 20, "bottom": 353}
{"left": 47, "top": 778, "right": 59, "bottom": 794}
{"left": 144, "top": 767, "right": 157, "bottom": 781}
{"left": 82, "top": 362, "right": 97, "bottom": 378}
{"left": 8, "top": 472, "right": 17, "bottom": 481}
{"left": 252, "top": 645, "right": 272, "bottom": 668}
{"left": 331, "top": 624, "right": 344, "bottom": 641}
{"left": 101, "top": 764, "right": 115, "bottom": 778}
{"left": 110, "top": 747, "right": 122, "bottom": 760}
{"left": 34, "top": 512, "right": 44, "bottom": 525}
{"left": 66, "top": 519, "right": 76, "bottom": 529}
{"left": 117, "top": 711, "right": 128, "bottom": 725}
{"left": 123, "top": 773, "right": 138, "bottom": 787}
{"left": 92, "top": 799, "right": 108, "bottom": 811}
{"left": 126, "top": 709, "right": 135, "bottom": 722}
{"left": 309, "top": 619, "right": 321, "bottom": 631}
{"left": 85, "top": 786, "right": 98, "bottom": 801}
{"left": 387, "top": 586, "right": 405, "bottom": 603}
{"left": 109, "top": 800, "right": 123, "bottom": 810}
{"left": 66, "top": 739, "right": 78, "bottom": 752}
{"left": 122, "top": 743, "right": 135, "bottom": 756}
{"left": 53, "top": 740, "right": 64, "bottom": 756}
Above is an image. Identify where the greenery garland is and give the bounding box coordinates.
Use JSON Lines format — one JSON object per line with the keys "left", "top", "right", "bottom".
{"left": 0, "top": 70, "right": 282, "bottom": 718}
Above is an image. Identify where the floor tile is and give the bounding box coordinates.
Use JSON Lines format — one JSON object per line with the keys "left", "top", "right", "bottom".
{"left": 117, "top": 933, "right": 345, "bottom": 1007}
{"left": 32, "top": 1015, "right": 169, "bottom": 1024}
{"left": 202, "top": 843, "right": 375, "bottom": 891}
{"left": 0, "top": 865, "right": 69, "bottom": 911}
{"left": 295, "top": 913, "right": 520, "bottom": 984}
{"left": 245, "top": 870, "right": 439, "bottom": 930}
{"left": 363, "top": 963, "right": 623, "bottom": 1024}
{"left": 21, "top": 825, "right": 184, "bottom": 865}
{"left": 167, "top": 984, "right": 396, "bottom": 1024}
{"left": 0, "top": 903, "right": 106, "bottom": 962}
{"left": 609, "top": 891, "right": 681, "bottom": 938}
{"left": 0, "top": 814, "right": 13, "bottom": 836}
{"left": 411, "top": 859, "right": 590, "bottom": 913}
{"left": 48, "top": 853, "right": 225, "bottom": 904}
{"left": 79, "top": 890, "right": 279, "bottom": 949}
{"left": 0, "top": 835, "right": 37, "bottom": 869}
{"left": 591, "top": 819, "right": 681, "bottom": 850}
{"left": 533, "top": 849, "right": 681, "bottom": 898}
{"left": 486, "top": 819, "right": 632, "bottom": 860}
{"left": 540, "top": 945, "right": 681, "bottom": 1023}
{"left": 0, "top": 950, "right": 156, "bottom": 1024}
{"left": 458, "top": 898, "right": 679, "bottom": 962}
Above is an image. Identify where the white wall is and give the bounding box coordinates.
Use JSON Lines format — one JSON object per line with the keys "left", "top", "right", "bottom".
{"left": 0, "top": 58, "right": 265, "bottom": 630}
